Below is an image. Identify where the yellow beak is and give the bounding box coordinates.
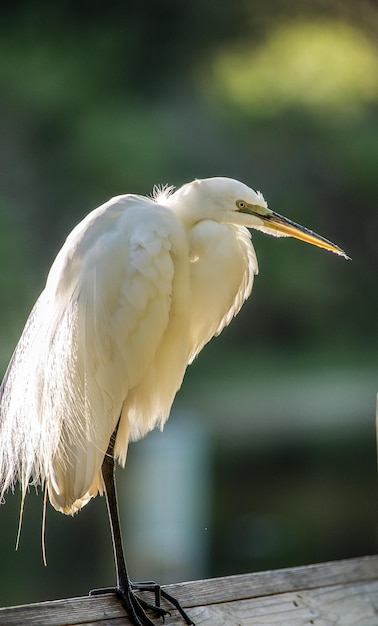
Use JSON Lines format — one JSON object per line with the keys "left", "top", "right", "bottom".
{"left": 264, "top": 210, "right": 350, "bottom": 259}
{"left": 241, "top": 203, "right": 350, "bottom": 260}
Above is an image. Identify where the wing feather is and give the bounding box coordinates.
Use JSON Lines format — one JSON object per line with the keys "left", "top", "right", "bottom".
{"left": 0, "top": 195, "right": 189, "bottom": 513}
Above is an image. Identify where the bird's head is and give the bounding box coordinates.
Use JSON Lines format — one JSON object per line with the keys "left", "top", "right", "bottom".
{"left": 167, "top": 177, "right": 349, "bottom": 259}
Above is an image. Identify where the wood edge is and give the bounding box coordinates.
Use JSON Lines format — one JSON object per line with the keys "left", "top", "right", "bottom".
{"left": 166, "top": 554, "right": 378, "bottom": 606}
{"left": 0, "top": 554, "right": 377, "bottom": 618}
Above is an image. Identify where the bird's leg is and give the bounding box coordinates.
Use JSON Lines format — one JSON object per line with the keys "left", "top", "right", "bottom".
{"left": 90, "top": 426, "right": 195, "bottom": 626}
{"left": 90, "top": 428, "right": 166, "bottom": 625}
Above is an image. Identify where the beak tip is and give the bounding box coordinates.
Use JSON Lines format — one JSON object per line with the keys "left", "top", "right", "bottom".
{"left": 335, "top": 248, "right": 351, "bottom": 261}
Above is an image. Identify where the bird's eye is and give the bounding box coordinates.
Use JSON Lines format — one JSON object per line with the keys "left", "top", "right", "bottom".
{"left": 236, "top": 200, "right": 246, "bottom": 210}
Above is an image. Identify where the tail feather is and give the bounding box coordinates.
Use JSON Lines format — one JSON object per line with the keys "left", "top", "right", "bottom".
{"left": 0, "top": 289, "right": 114, "bottom": 515}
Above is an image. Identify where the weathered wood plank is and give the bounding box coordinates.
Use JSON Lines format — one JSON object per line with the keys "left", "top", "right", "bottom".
{"left": 188, "top": 581, "right": 378, "bottom": 626}
{"left": 0, "top": 556, "right": 378, "bottom": 625}
{"left": 167, "top": 554, "right": 378, "bottom": 607}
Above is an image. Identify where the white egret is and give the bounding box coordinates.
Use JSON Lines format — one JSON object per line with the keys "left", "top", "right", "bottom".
{"left": 0, "top": 177, "right": 348, "bottom": 625}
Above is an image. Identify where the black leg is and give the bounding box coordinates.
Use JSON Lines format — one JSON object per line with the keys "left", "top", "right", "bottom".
{"left": 90, "top": 426, "right": 195, "bottom": 626}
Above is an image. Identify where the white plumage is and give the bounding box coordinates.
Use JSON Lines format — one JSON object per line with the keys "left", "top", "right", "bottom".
{"left": 0, "top": 176, "right": 346, "bottom": 518}
{"left": 0, "top": 178, "right": 257, "bottom": 517}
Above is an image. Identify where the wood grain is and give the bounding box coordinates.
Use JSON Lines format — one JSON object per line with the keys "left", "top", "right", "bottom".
{"left": 1, "top": 555, "right": 378, "bottom": 625}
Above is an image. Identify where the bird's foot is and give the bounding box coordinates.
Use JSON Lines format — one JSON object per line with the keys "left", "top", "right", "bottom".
{"left": 89, "top": 581, "right": 195, "bottom": 626}
{"left": 90, "top": 583, "right": 166, "bottom": 625}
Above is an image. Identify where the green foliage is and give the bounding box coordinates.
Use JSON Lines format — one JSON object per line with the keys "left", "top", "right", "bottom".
{"left": 207, "top": 19, "right": 378, "bottom": 118}
{"left": 0, "top": 2, "right": 376, "bottom": 360}
{"left": 0, "top": 8, "right": 371, "bottom": 352}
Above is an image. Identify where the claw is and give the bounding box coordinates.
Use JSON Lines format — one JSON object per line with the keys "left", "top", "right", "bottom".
{"left": 90, "top": 581, "right": 194, "bottom": 626}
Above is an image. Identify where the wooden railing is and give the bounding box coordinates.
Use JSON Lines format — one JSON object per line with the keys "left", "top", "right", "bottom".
{"left": 1, "top": 555, "right": 377, "bottom": 624}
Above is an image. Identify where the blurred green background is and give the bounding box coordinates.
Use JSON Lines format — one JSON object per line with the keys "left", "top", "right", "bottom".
{"left": 0, "top": 0, "right": 377, "bottom": 608}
